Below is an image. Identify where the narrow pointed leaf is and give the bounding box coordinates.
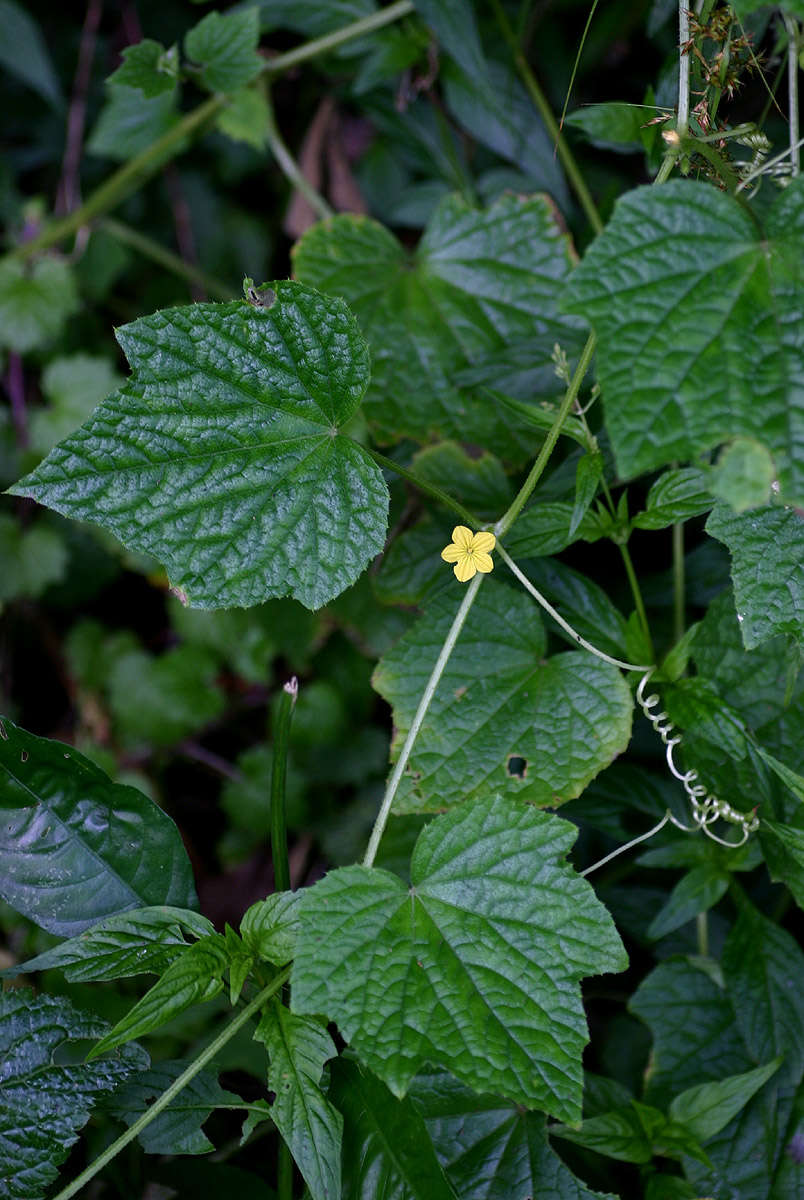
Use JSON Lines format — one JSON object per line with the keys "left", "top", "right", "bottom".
{"left": 292, "top": 794, "right": 627, "bottom": 1122}
{"left": 0, "top": 718, "right": 196, "bottom": 935}
{"left": 669, "top": 1059, "right": 783, "bottom": 1144}
{"left": 373, "top": 580, "right": 633, "bottom": 813}
{"left": 255, "top": 1003, "right": 342, "bottom": 1200}
{"left": 563, "top": 178, "right": 804, "bottom": 506}
{"left": 10, "top": 282, "right": 389, "bottom": 610}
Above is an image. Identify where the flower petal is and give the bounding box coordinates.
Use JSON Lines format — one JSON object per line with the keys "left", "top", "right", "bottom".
{"left": 473, "top": 551, "right": 494, "bottom": 573}
{"left": 471, "top": 531, "right": 496, "bottom": 553}
{"left": 441, "top": 544, "right": 461, "bottom": 562}
{"left": 454, "top": 555, "right": 477, "bottom": 582}
{"left": 451, "top": 526, "right": 474, "bottom": 551}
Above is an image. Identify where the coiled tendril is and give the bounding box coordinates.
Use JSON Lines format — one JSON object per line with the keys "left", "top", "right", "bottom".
{"left": 636, "top": 671, "right": 759, "bottom": 848}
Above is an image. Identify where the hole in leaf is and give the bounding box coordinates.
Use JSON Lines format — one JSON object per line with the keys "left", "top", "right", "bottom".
{"left": 507, "top": 755, "right": 527, "bottom": 779}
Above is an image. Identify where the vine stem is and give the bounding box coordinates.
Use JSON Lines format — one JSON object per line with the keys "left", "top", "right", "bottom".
{"left": 100, "top": 217, "right": 237, "bottom": 299}
{"left": 580, "top": 812, "right": 671, "bottom": 876}
{"left": 619, "top": 541, "right": 655, "bottom": 662}
{"left": 271, "top": 678, "right": 297, "bottom": 895}
{"left": 264, "top": 85, "right": 333, "bottom": 222}
{"left": 495, "top": 544, "right": 653, "bottom": 673}
{"left": 363, "top": 572, "right": 485, "bottom": 868}
{"left": 677, "top": 1, "right": 691, "bottom": 136}
{"left": 5, "top": 2, "right": 414, "bottom": 264}
{"left": 362, "top": 444, "right": 481, "bottom": 527}
{"left": 672, "top": 516, "right": 686, "bottom": 645}
{"left": 51, "top": 969, "right": 291, "bottom": 1200}
{"left": 495, "top": 331, "right": 597, "bottom": 538}
{"left": 488, "top": 0, "right": 603, "bottom": 235}
{"left": 785, "top": 16, "right": 800, "bottom": 177}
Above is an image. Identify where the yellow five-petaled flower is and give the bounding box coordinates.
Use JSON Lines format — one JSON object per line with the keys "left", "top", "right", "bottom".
{"left": 440, "top": 526, "right": 496, "bottom": 582}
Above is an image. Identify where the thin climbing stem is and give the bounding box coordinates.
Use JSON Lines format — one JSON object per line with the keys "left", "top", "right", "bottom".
{"left": 488, "top": 0, "right": 603, "bottom": 235}
{"left": 361, "top": 444, "right": 481, "bottom": 528}
{"left": 496, "top": 544, "right": 654, "bottom": 673}
{"left": 264, "top": 84, "right": 333, "bottom": 222}
{"left": 672, "top": 517, "right": 686, "bottom": 645}
{"left": 262, "top": 0, "right": 414, "bottom": 76}
{"left": 52, "top": 970, "right": 290, "bottom": 1200}
{"left": 271, "top": 678, "right": 297, "bottom": 895}
{"left": 785, "top": 16, "right": 800, "bottom": 177}
{"left": 100, "top": 217, "right": 237, "bottom": 299}
{"left": 678, "top": 1, "right": 691, "bottom": 136}
{"left": 363, "top": 573, "right": 485, "bottom": 868}
{"left": 580, "top": 812, "right": 671, "bottom": 876}
{"left": 696, "top": 911, "right": 709, "bottom": 956}
{"left": 619, "top": 542, "right": 655, "bottom": 662}
{"left": 495, "top": 331, "right": 598, "bottom": 538}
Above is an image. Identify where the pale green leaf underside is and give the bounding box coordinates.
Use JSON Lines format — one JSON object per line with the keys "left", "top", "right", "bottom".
{"left": 293, "top": 193, "right": 586, "bottom": 457}
{"left": 563, "top": 178, "right": 804, "bottom": 506}
{"left": 11, "top": 282, "right": 388, "bottom": 610}
{"left": 706, "top": 503, "right": 804, "bottom": 649}
{"left": 373, "top": 580, "right": 633, "bottom": 813}
{"left": 292, "top": 794, "right": 627, "bottom": 1122}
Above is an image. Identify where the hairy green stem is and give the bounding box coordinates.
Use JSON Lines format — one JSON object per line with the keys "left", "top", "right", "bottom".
{"left": 785, "top": 16, "right": 800, "bottom": 176}
{"left": 678, "top": 1, "right": 691, "bottom": 135}
{"left": 6, "top": 2, "right": 414, "bottom": 264}
{"left": 495, "top": 331, "right": 597, "bottom": 538}
{"left": 619, "top": 542, "right": 655, "bottom": 662}
{"left": 363, "top": 573, "right": 485, "bottom": 868}
{"left": 488, "top": 0, "right": 603, "bottom": 235}
{"left": 271, "top": 678, "right": 297, "bottom": 895}
{"left": 100, "top": 217, "right": 237, "bottom": 299}
{"left": 52, "top": 970, "right": 290, "bottom": 1200}
{"left": 696, "top": 910, "right": 709, "bottom": 956}
{"left": 496, "top": 543, "right": 654, "bottom": 672}
{"left": 264, "top": 85, "right": 333, "bottom": 221}
{"left": 672, "top": 517, "right": 686, "bottom": 645}
{"left": 362, "top": 444, "right": 481, "bottom": 527}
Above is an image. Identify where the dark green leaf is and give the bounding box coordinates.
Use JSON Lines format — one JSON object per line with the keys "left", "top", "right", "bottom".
{"left": 563, "top": 178, "right": 804, "bottom": 507}
{"left": 107, "top": 39, "right": 178, "bottom": 97}
{"left": 551, "top": 1105, "right": 657, "bottom": 1163}
{"left": 722, "top": 904, "right": 804, "bottom": 1085}
{"left": 30, "top": 353, "right": 124, "bottom": 457}
{"left": 505, "top": 501, "right": 605, "bottom": 557}
{"left": 0, "top": 718, "right": 197, "bottom": 935}
{"left": 564, "top": 102, "right": 664, "bottom": 152}
{"left": 185, "top": 8, "right": 263, "bottom": 93}
{"left": 629, "top": 959, "right": 751, "bottom": 1107}
{"left": 107, "top": 644, "right": 225, "bottom": 747}
{"left": 669, "top": 1059, "right": 783, "bottom": 1144}
{"left": 240, "top": 892, "right": 301, "bottom": 965}
{"left": 106, "top": 1061, "right": 242, "bottom": 1153}
{"left": 0, "top": 258, "right": 78, "bottom": 353}
{"left": 515, "top": 558, "right": 630, "bottom": 658}
{"left": 330, "top": 1056, "right": 458, "bottom": 1200}
{"left": 632, "top": 468, "right": 713, "bottom": 530}
{"left": 254, "top": 1003, "right": 342, "bottom": 1200}
{"left": 409, "top": 1068, "right": 619, "bottom": 1199}
{"left": 373, "top": 580, "right": 633, "bottom": 813}
{"left": 570, "top": 450, "right": 604, "bottom": 538}
{"left": 216, "top": 86, "right": 270, "bottom": 150}
{"left": 11, "top": 283, "right": 389, "bottom": 610}
{"left": 0, "top": 514, "right": 68, "bottom": 601}
{"left": 1, "top": 907, "right": 214, "bottom": 982}
{"left": 760, "top": 819, "right": 804, "bottom": 911}
{"left": 89, "top": 935, "right": 228, "bottom": 1057}
{"left": 646, "top": 865, "right": 730, "bottom": 940}
{"left": 0, "top": 0, "right": 62, "bottom": 108}
{"left": 87, "top": 84, "right": 179, "bottom": 160}
{"left": 0, "top": 988, "right": 146, "bottom": 1200}
{"left": 706, "top": 503, "right": 804, "bottom": 650}
{"left": 293, "top": 194, "right": 585, "bottom": 456}
{"left": 292, "top": 794, "right": 627, "bottom": 1120}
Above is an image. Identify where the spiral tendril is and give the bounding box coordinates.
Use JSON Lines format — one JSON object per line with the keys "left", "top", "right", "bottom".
{"left": 636, "top": 671, "right": 759, "bottom": 847}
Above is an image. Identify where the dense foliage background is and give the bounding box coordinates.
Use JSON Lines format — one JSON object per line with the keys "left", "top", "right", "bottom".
{"left": 1, "top": 1, "right": 803, "bottom": 1198}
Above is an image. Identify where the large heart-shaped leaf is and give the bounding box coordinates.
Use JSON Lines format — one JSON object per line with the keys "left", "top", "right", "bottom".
{"left": 292, "top": 793, "right": 628, "bottom": 1122}
{"left": 372, "top": 579, "right": 633, "bottom": 813}
{"left": 10, "top": 282, "right": 388, "bottom": 610}
{"left": 563, "top": 178, "right": 804, "bottom": 506}
{"left": 293, "top": 193, "right": 586, "bottom": 457}
{"left": 0, "top": 719, "right": 196, "bottom": 935}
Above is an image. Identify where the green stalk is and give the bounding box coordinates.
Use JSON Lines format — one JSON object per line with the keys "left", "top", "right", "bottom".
{"left": 100, "top": 216, "right": 237, "bottom": 299}
{"left": 6, "top": 2, "right": 414, "bottom": 264}
{"left": 271, "top": 678, "right": 298, "bottom": 896}
{"left": 52, "top": 970, "right": 290, "bottom": 1200}
{"left": 696, "top": 911, "right": 709, "bottom": 956}
{"left": 362, "top": 444, "right": 481, "bottom": 528}
{"left": 495, "top": 331, "right": 597, "bottom": 538}
{"left": 488, "top": 0, "right": 603, "bottom": 235}
{"left": 363, "top": 572, "right": 485, "bottom": 868}
{"left": 264, "top": 85, "right": 333, "bottom": 223}
{"left": 619, "top": 542, "right": 655, "bottom": 662}
{"left": 678, "top": 0, "right": 691, "bottom": 136}
{"left": 785, "top": 16, "right": 800, "bottom": 177}
{"left": 672, "top": 516, "right": 686, "bottom": 646}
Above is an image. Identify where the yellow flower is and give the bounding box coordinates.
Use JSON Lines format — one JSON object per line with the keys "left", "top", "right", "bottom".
{"left": 440, "top": 526, "right": 496, "bottom": 582}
